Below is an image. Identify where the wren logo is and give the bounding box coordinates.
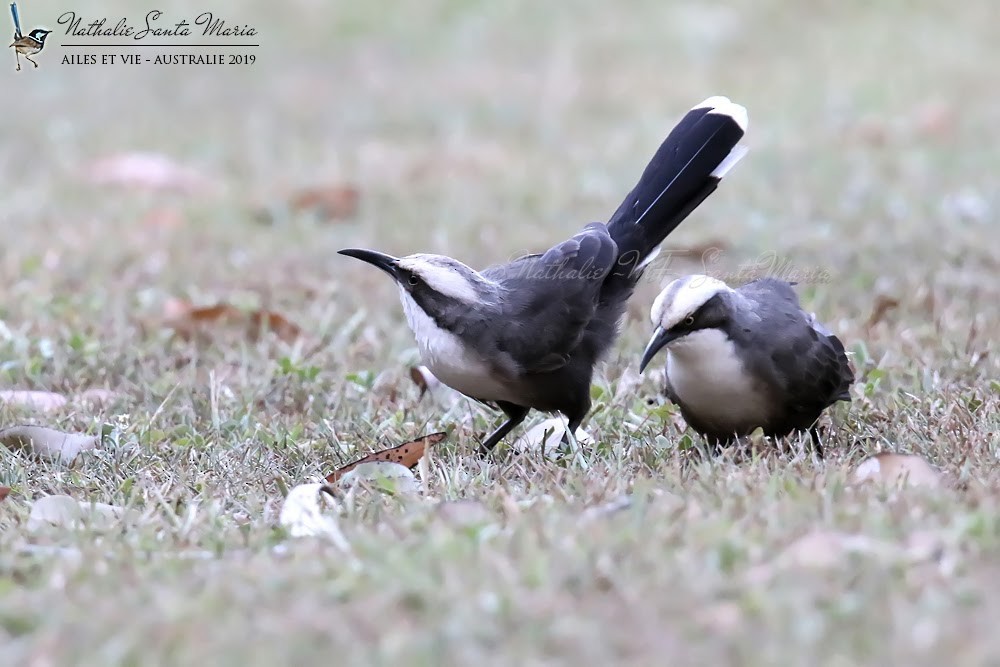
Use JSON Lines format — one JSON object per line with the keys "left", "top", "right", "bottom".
{"left": 9, "top": 2, "right": 52, "bottom": 71}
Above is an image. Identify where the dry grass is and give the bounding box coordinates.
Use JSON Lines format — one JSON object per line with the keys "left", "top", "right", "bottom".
{"left": 1, "top": 0, "right": 998, "bottom": 664}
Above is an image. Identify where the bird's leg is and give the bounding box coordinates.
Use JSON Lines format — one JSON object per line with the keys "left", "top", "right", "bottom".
{"left": 26, "top": 54, "right": 37, "bottom": 68}
{"left": 15, "top": 52, "right": 20, "bottom": 71}
{"left": 560, "top": 395, "right": 590, "bottom": 447}
{"left": 808, "top": 425, "right": 825, "bottom": 460}
{"left": 479, "top": 402, "right": 529, "bottom": 455}
{"left": 563, "top": 415, "right": 590, "bottom": 469}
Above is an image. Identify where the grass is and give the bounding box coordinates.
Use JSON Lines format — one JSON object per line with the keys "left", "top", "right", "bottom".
{"left": 1, "top": 0, "right": 999, "bottom": 663}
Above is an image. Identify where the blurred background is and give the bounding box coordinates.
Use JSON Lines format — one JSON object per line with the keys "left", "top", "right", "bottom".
{"left": 1, "top": 0, "right": 996, "bottom": 398}
{"left": 1, "top": 2, "right": 999, "bottom": 662}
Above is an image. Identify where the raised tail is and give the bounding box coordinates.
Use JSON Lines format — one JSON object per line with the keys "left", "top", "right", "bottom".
{"left": 606, "top": 96, "right": 748, "bottom": 283}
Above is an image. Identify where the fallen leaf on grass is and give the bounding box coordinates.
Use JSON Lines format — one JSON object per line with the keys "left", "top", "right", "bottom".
{"left": 0, "top": 425, "right": 98, "bottom": 463}
{"left": 512, "top": 418, "right": 593, "bottom": 460}
{"left": 76, "top": 388, "right": 121, "bottom": 407}
{"left": 289, "top": 184, "right": 360, "bottom": 220}
{"left": 161, "top": 299, "right": 305, "bottom": 344}
{"left": 278, "top": 483, "right": 350, "bottom": 549}
{"left": 0, "top": 487, "right": 10, "bottom": 502}
{"left": 325, "top": 431, "right": 445, "bottom": 483}
{"left": 86, "top": 152, "right": 214, "bottom": 194}
{"left": 865, "top": 294, "right": 900, "bottom": 331}
{"left": 909, "top": 101, "right": 955, "bottom": 139}
{"left": 254, "top": 184, "right": 361, "bottom": 225}
{"left": 746, "top": 530, "right": 891, "bottom": 583}
{"left": 337, "top": 462, "right": 421, "bottom": 495}
{"left": 776, "top": 530, "right": 886, "bottom": 570}
{"left": 851, "top": 453, "right": 941, "bottom": 489}
{"left": 27, "top": 495, "right": 130, "bottom": 531}
{"left": 247, "top": 310, "right": 304, "bottom": 344}
{"left": 0, "top": 389, "right": 122, "bottom": 412}
{"left": 0, "top": 390, "right": 67, "bottom": 412}
{"left": 747, "top": 527, "right": 950, "bottom": 585}
{"left": 142, "top": 207, "right": 186, "bottom": 229}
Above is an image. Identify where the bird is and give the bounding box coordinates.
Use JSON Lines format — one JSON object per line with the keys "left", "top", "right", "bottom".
{"left": 10, "top": 28, "right": 50, "bottom": 70}
{"left": 638, "top": 274, "right": 854, "bottom": 456}
{"left": 339, "top": 96, "right": 749, "bottom": 453}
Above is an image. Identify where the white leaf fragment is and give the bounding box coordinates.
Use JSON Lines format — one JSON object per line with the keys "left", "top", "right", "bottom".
{"left": 512, "top": 418, "right": 594, "bottom": 460}
{"left": 338, "top": 461, "right": 421, "bottom": 495}
{"left": 28, "top": 495, "right": 129, "bottom": 531}
{"left": 279, "top": 483, "right": 350, "bottom": 549}
{"left": 851, "top": 453, "right": 942, "bottom": 488}
{"left": 0, "top": 425, "right": 99, "bottom": 463}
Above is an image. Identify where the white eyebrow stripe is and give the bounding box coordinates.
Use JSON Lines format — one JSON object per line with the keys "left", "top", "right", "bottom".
{"left": 653, "top": 275, "right": 730, "bottom": 330}
{"left": 398, "top": 257, "right": 482, "bottom": 304}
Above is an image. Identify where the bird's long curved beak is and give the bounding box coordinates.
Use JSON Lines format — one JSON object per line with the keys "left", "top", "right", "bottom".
{"left": 338, "top": 248, "right": 401, "bottom": 280}
{"left": 639, "top": 326, "right": 679, "bottom": 373}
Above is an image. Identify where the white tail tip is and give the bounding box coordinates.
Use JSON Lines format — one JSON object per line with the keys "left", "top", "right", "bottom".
{"left": 709, "top": 144, "right": 749, "bottom": 179}
{"left": 692, "top": 96, "right": 749, "bottom": 133}
{"left": 692, "top": 96, "right": 732, "bottom": 111}
{"left": 708, "top": 100, "right": 749, "bottom": 133}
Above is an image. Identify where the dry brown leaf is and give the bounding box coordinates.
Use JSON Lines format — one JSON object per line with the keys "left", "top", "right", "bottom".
{"left": 0, "top": 425, "right": 99, "bottom": 463}
{"left": 865, "top": 294, "right": 900, "bottom": 331}
{"left": 247, "top": 310, "right": 304, "bottom": 344}
{"left": 255, "top": 184, "right": 361, "bottom": 225}
{"left": 409, "top": 366, "right": 431, "bottom": 396}
{"left": 142, "top": 207, "right": 186, "bottom": 229}
{"left": 850, "top": 116, "right": 889, "bottom": 147}
{"left": 76, "top": 388, "right": 121, "bottom": 407}
{"left": 325, "top": 432, "right": 446, "bottom": 483}
{"left": 87, "top": 152, "right": 213, "bottom": 194}
{"left": 289, "top": 184, "right": 360, "bottom": 220}
{"left": 162, "top": 299, "right": 305, "bottom": 344}
{"left": 0, "top": 390, "right": 68, "bottom": 412}
{"left": 0, "top": 487, "right": 10, "bottom": 502}
{"left": 851, "top": 453, "right": 942, "bottom": 488}
{"left": 909, "top": 101, "right": 955, "bottom": 139}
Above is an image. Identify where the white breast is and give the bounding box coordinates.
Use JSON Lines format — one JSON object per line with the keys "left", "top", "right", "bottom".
{"left": 398, "top": 290, "right": 517, "bottom": 404}
{"left": 666, "top": 329, "right": 772, "bottom": 434}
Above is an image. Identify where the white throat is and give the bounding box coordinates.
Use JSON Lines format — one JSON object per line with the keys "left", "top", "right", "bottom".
{"left": 666, "top": 329, "right": 771, "bottom": 433}
{"left": 397, "top": 289, "right": 517, "bottom": 404}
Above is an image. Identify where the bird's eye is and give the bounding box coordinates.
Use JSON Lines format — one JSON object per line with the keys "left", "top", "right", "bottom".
{"left": 408, "top": 275, "right": 419, "bottom": 286}
{"left": 684, "top": 316, "right": 695, "bottom": 326}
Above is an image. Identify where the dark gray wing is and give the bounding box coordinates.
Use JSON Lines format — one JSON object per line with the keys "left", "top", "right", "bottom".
{"left": 736, "top": 279, "right": 854, "bottom": 427}
{"left": 482, "top": 223, "right": 618, "bottom": 374}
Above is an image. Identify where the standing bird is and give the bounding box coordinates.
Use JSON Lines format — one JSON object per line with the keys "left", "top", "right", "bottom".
{"left": 10, "top": 28, "right": 50, "bottom": 70}
{"left": 340, "top": 96, "right": 749, "bottom": 453}
{"left": 638, "top": 275, "right": 854, "bottom": 456}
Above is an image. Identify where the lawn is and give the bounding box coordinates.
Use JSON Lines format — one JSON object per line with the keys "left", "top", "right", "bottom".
{"left": 1, "top": 0, "right": 998, "bottom": 664}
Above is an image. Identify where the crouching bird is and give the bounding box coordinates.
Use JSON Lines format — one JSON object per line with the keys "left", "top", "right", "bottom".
{"left": 340, "top": 96, "right": 749, "bottom": 453}
{"left": 638, "top": 275, "right": 854, "bottom": 456}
